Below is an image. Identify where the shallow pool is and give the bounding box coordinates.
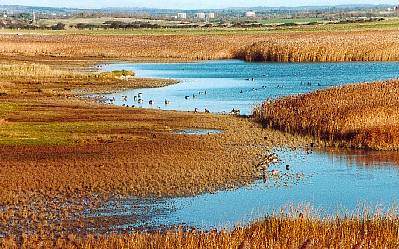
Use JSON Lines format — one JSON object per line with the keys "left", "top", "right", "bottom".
{"left": 175, "top": 129, "right": 224, "bottom": 136}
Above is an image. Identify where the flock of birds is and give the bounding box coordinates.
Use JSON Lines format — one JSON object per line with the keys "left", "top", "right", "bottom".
{"left": 96, "top": 77, "right": 324, "bottom": 115}
{"left": 100, "top": 90, "right": 240, "bottom": 115}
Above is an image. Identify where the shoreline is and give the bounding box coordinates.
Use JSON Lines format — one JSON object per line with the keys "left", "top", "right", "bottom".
{"left": 1, "top": 30, "right": 399, "bottom": 247}
{"left": 0, "top": 57, "right": 314, "bottom": 238}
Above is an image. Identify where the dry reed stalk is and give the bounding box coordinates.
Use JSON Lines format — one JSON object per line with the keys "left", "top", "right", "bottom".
{"left": 255, "top": 80, "right": 399, "bottom": 150}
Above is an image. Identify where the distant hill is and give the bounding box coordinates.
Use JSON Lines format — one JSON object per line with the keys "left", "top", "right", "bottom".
{"left": 0, "top": 4, "right": 395, "bottom": 16}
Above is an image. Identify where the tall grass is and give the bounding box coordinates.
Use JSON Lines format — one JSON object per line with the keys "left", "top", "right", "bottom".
{"left": 235, "top": 31, "right": 399, "bottom": 62}
{"left": 254, "top": 79, "right": 399, "bottom": 150}
{"left": 2, "top": 213, "right": 399, "bottom": 248}
{"left": 0, "top": 34, "right": 260, "bottom": 61}
{"left": 6, "top": 30, "right": 399, "bottom": 62}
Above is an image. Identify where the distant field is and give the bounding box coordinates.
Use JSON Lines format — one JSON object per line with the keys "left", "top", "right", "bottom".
{"left": 259, "top": 17, "right": 323, "bottom": 25}
{"left": 37, "top": 16, "right": 181, "bottom": 27}
{"left": 2, "top": 17, "right": 399, "bottom": 35}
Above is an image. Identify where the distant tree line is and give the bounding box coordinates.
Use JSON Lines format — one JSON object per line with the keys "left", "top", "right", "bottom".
{"left": 0, "top": 18, "right": 66, "bottom": 30}
{"left": 0, "top": 16, "right": 385, "bottom": 31}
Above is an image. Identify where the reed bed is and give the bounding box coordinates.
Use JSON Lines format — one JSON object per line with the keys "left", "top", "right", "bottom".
{"left": 254, "top": 79, "right": 399, "bottom": 150}
{"left": 2, "top": 213, "right": 399, "bottom": 249}
{"left": 235, "top": 30, "right": 399, "bottom": 62}
{"left": 0, "top": 34, "right": 263, "bottom": 61}
{"left": 5, "top": 30, "right": 399, "bottom": 63}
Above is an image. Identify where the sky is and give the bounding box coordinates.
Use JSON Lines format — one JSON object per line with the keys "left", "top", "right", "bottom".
{"left": 0, "top": 0, "right": 398, "bottom": 9}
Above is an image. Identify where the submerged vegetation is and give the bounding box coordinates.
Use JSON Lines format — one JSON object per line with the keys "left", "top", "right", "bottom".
{"left": 254, "top": 79, "right": 399, "bottom": 150}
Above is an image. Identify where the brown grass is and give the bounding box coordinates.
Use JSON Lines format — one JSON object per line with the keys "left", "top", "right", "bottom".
{"left": 0, "top": 60, "right": 311, "bottom": 237}
{"left": 3, "top": 30, "right": 399, "bottom": 246}
{"left": 235, "top": 30, "right": 399, "bottom": 62}
{"left": 254, "top": 79, "right": 399, "bottom": 150}
{"left": 4, "top": 30, "right": 399, "bottom": 63}
{"left": 2, "top": 213, "right": 399, "bottom": 249}
{"left": 0, "top": 62, "right": 174, "bottom": 97}
{"left": 0, "top": 33, "right": 262, "bottom": 61}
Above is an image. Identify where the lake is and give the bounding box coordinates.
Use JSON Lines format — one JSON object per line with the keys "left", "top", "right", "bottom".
{"left": 102, "top": 60, "right": 399, "bottom": 115}
{"left": 92, "top": 60, "right": 399, "bottom": 232}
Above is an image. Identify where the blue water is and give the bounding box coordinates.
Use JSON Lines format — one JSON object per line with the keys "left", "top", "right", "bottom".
{"left": 102, "top": 60, "right": 399, "bottom": 115}
{"left": 91, "top": 60, "right": 399, "bottom": 232}
{"left": 89, "top": 149, "right": 399, "bottom": 232}
{"left": 175, "top": 128, "right": 223, "bottom": 135}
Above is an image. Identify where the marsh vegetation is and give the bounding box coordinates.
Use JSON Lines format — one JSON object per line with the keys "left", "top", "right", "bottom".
{"left": 1, "top": 26, "right": 399, "bottom": 248}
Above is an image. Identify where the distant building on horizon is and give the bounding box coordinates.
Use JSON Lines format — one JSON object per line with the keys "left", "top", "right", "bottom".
{"left": 395, "top": 5, "right": 399, "bottom": 15}
{"left": 177, "top": 12, "right": 187, "bottom": 19}
{"left": 195, "top": 12, "right": 206, "bottom": 19}
{"left": 245, "top": 11, "right": 256, "bottom": 18}
{"left": 207, "top": 13, "right": 216, "bottom": 19}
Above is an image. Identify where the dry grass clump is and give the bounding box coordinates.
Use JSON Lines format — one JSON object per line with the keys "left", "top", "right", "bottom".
{"left": 2, "top": 213, "right": 399, "bottom": 249}
{"left": 0, "top": 62, "right": 173, "bottom": 96}
{"left": 236, "top": 30, "right": 399, "bottom": 62}
{"left": 254, "top": 79, "right": 399, "bottom": 150}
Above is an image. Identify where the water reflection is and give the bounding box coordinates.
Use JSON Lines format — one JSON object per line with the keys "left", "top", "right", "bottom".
{"left": 322, "top": 148, "right": 399, "bottom": 169}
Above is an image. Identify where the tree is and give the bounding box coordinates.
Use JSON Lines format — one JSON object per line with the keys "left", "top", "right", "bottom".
{"left": 51, "top": 22, "right": 65, "bottom": 30}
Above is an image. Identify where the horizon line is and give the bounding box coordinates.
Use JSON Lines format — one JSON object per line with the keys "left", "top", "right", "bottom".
{"left": 0, "top": 3, "right": 396, "bottom": 11}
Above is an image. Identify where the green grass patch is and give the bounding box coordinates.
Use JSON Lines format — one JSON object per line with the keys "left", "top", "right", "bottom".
{"left": 2, "top": 17, "right": 399, "bottom": 36}
{"left": 260, "top": 17, "right": 323, "bottom": 25}
{"left": 0, "top": 120, "right": 167, "bottom": 145}
{"left": 99, "top": 70, "right": 135, "bottom": 79}
{"left": 0, "top": 102, "right": 19, "bottom": 118}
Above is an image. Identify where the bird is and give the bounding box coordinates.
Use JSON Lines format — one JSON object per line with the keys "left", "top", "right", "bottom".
{"left": 271, "top": 169, "right": 280, "bottom": 176}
